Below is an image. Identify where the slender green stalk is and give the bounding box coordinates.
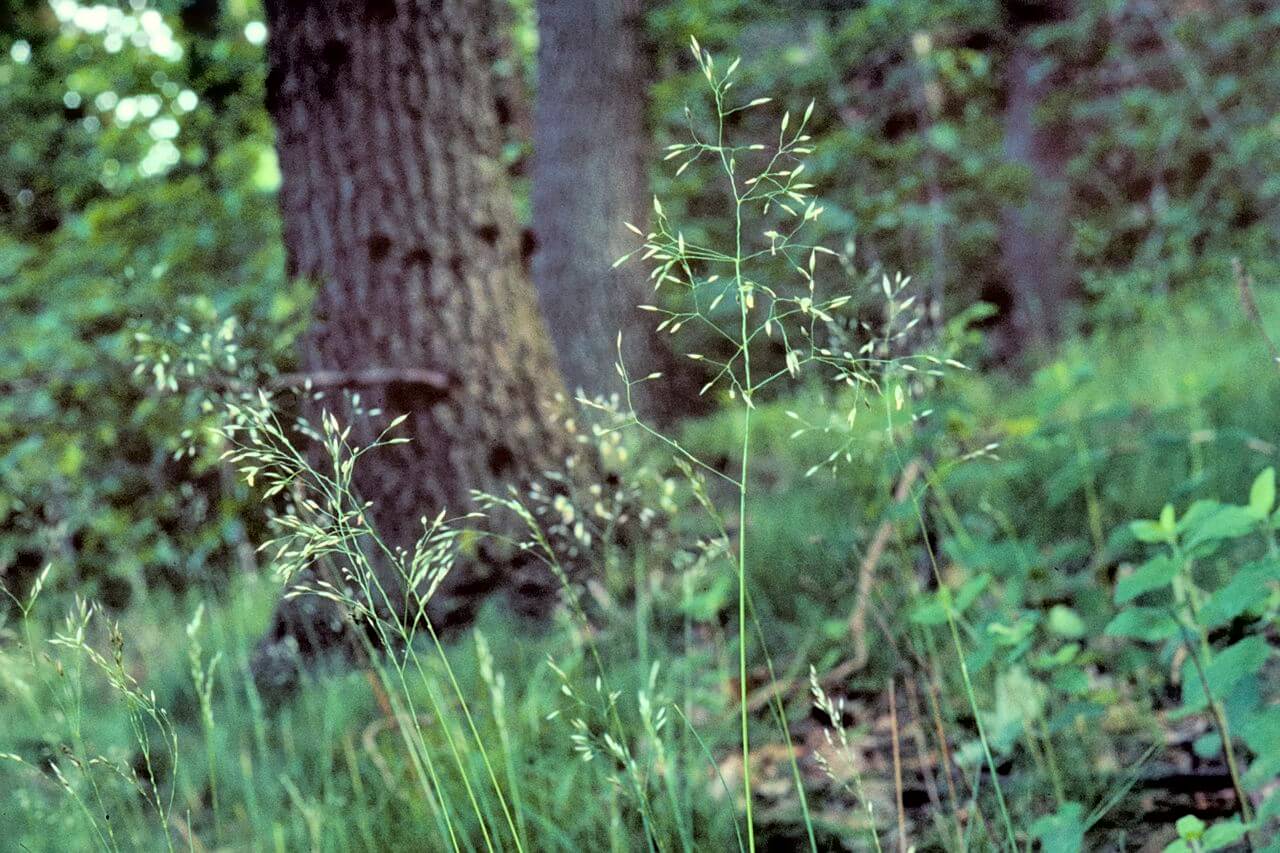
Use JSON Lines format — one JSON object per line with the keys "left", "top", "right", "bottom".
{"left": 1037, "top": 719, "right": 1066, "bottom": 808}
{"left": 745, "top": 594, "right": 818, "bottom": 852}
{"left": 373, "top": 660, "right": 462, "bottom": 851}
{"left": 413, "top": 622, "right": 528, "bottom": 853}
{"left": 1177, "top": 625, "right": 1255, "bottom": 839}
{"left": 720, "top": 55, "right": 757, "bottom": 850}
{"left": 940, "top": 591, "right": 1018, "bottom": 849}
{"left": 309, "top": 427, "right": 526, "bottom": 852}
{"left": 737, "top": 408, "right": 755, "bottom": 852}
{"left": 673, "top": 704, "right": 747, "bottom": 852}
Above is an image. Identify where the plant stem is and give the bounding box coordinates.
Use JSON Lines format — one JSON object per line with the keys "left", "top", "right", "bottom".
{"left": 738, "top": 404, "right": 755, "bottom": 853}
{"left": 744, "top": 591, "right": 818, "bottom": 852}
{"left": 1181, "top": 632, "right": 1256, "bottom": 845}
{"left": 944, "top": 608, "right": 1018, "bottom": 850}
{"left": 724, "top": 75, "right": 757, "bottom": 849}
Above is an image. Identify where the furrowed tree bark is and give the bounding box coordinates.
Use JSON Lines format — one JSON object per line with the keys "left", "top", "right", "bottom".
{"left": 999, "top": 0, "right": 1076, "bottom": 357}
{"left": 256, "top": 0, "right": 576, "bottom": 690}
{"left": 531, "top": 0, "right": 679, "bottom": 418}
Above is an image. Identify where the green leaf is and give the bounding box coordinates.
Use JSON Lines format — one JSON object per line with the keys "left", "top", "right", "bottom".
{"left": 1199, "top": 558, "right": 1280, "bottom": 628}
{"left": 1104, "top": 607, "right": 1179, "bottom": 642}
{"left": 986, "top": 665, "right": 1046, "bottom": 750}
{"left": 1033, "top": 642, "right": 1081, "bottom": 670}
{"left": 1192, "top": 732, "right": 1222, "bottom": 759}
{"left": 910, "top": 599, "right": 947, "bottom": 625}
{"left": 1249, "top": 467, "right": 1276, "bottom": 519}
{"left": 989, "top": 616, "right": 1038, "bottom": 649}
{"left": 1115, "top": 555, "right": 1180, "bottom": 604}
{"left": 1131, "top": 519, "right": 1169, "bottom": 544}
{"left": 1047, "top": 605, "right": 1086, "bottom": 639}
{"left": 1176, "top": 500, "right": 1221, "bottom": 534}
{"left": 1201, "top": 818, "right": 1250, "bottom": 851}
{"left": 1175, "top": 815, "right": 1206, "bottom": 841}
{"left": 1263, "top": 792, "right": 1280, "bottom": 829}
{"left": 1028, "top": 802, "right": 1085, "bottom": 853}
{"left": 1180, "top": 502, "right": 1257, "bottom": 552}
{"left": 1206, "top": 637, "right": 1271, "bottom": 698}
{"left": 1051, "top": 666, "right": 1089, "bottom": 695}
{"left": 1243, "top": 709, "right": 1280, "bottom": 791}
{"left": 912, "top": 574, "right": 989, "bottom": 625}
{"left": 1239, "top": 706, "right": 1280, "bottom": 767}
{"left": 1179, "top": 636, "right": 1271, "bottom": 713}
{"left": 954, "top": 573, "right": 992, "bottom": 613}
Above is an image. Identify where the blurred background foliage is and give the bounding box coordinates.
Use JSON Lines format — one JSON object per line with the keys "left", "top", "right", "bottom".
{"left": 0, "top": 0, "right": 294, "bottom": 604}
{"left": 4, "top": 0, "right": 1277, "bottom": 609}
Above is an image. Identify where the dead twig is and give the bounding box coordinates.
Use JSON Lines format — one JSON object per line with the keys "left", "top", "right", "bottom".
{"left": 848, "top": 460, "right": 922, "bottom": 672}
{"left": 888, "top": 678, "right": 909, "bottom": 853}
{"left": 1234, "top": 257, "right": 1280, "bottom": 371}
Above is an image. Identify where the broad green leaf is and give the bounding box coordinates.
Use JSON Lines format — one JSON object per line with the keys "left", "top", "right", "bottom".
{"left": 1206, "top": 637, "right": 1271, "bottom": 698}
{"left": 1179, "top": 636, "right": 1271, "bottom": 712}
{"left": 1243, "top": 709, "right": 1280, "bottom": 790}
{"left": 1261, "top": 785, "right": 1280, "bottom": 824}
{"left": 910, "top": 599, "right": 948, "bottom": 625}
{"left": 1244, "top": 748, "right": 1280, "bottom": 793}
{"left": 1115, "top": 555, "right": 1180, "bottom": 604}
{"left": 1249, "top": 467, "right": 1276, "bottom": 519}
{"left": 1104, "top": 607, "right": 1179, "bottom": 642}
{"left": 1029, "top": 802, "right": 1085, "bottom": 853}
{"left": 1130, "top": 519, "right": 1169, "bottom": 544}
{"left": 1051, "top": 666, "right": 1089, "bottom": 695}
{"left": 1047, "top": 605, "right": 1086, "bottom": 638}
{"left": 1199, "top": 558, "right": 1280, "bottom": 628}
{"left": 989, "top": 616, "right": 1037, "bottom": 648}
{"left": 1175, "top": 815, "right": 1206, "bottom": 841}
{"left": 954, "top": 573, "right": 992, "bottom": 613}
{"left": 1176, "top": 499, "right": 1221, "bottom": 534}
{"left": 1033, "top": 642, "right": 1081, "bottom": 670}
{"left": 1181, "top": 503, "right": 1258, "bottom": 552}
{"left": 910, "top": 576, "right": 987, "bottom": 627}
{"left": 1201, "top": 818, "right": 1250, "bottom": 851}
{"left": 1239, "top": 706, "right": 1280, "bottom": 764}
{"left": 1192, "top": 732, "right": 1222, "bottom": 759}
{"left": 986, "top": 666, "right": 1046, "bottom": 750}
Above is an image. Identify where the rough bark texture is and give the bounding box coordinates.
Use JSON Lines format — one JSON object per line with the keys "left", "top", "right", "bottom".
{"left": 256, "top": 0, "right": 575, "bottom": 688}
{"left": 531, "top": 0, "right": 671, "bottom": 415}
{"left": 999, "top": 0, "right": 1075, "bottom": 356}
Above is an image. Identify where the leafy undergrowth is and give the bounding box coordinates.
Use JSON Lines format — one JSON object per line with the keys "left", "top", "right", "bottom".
{"left": 2, "top": 284, "right": 1278, "bottom": 851}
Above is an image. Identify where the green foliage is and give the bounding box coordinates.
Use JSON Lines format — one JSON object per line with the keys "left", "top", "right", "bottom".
{"left": 0, "top": 1, "right": 298, "bottom": 602}
{"left": 1029, "top": 801, "right": 1085, "bottom": 853}
{"left": 647, "top": 0, "right": 1280, "bottom": 337}
{"left": 1106, "top": 469, "right": 1275, "bottom": 837}
{"left": 1165, "top": 814, "right": 1252, "bottom": 853}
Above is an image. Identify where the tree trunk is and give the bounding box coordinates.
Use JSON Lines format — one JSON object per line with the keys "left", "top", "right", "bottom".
{"left": 531, "top": 0, "right": 672, "bottom": 415}
{"left": 256, "top": 0, "right": 575, "bottom": 688}
{"left": 999, "top": 0, "right": 1075, "bottom": 357}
